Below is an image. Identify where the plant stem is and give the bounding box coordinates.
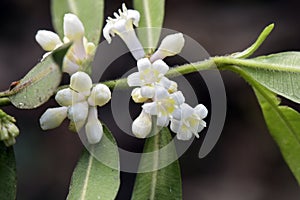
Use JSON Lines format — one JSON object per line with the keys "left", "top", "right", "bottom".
{"left": 0, "top": 98, "right": 11, "bottom": 107}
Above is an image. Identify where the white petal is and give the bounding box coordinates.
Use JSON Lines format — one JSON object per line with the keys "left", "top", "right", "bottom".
{"left": 152, "top": 59, "right": 169, "bottom": 75}
{"left": 88, "top": 84, "right": 111, "bottom": 106}
{"left": 127, "top": 9, "right": 140, "bottom": 27}
{"left": 131, "top": 88, "right": 148, "bottom": 103}
{"left": 172, "top": 108, "right": 182, "bottom": 120}
{"left": 85, "top": 107, "right": 103, "bottom": 144}
{"left": 140, "top": 86, "right": 155, "bottom": 98}
{"left": 127, "top": 72, "right": 142, "bottom": 87}
{"left": 64, "top": 13, "right": 85, "bottom": 40}
{"left": 194, "top": 104, "right": 208, "bottom": 119}
{"left": 35, "top": 30, "right": 62, "bottom": 51}
{"left": 137, "top": 58, "right": 151, "bottom": 72}
{"left": 142, "top": 102, "right": 158, "bottom": 115}
{"left": 154, "top": 86, "right": 169, "bottom": 100}
{"left": 132, "top": 111, "right": 152, "bottom": 138}
{"left": 170, "top": 91, "right": 185, "bottom": 105}
{"left": 176, "top": 129, "right": 193, "bottom": 140}
{"left": 67, "top": 101, "right": 89, "bottom": 123}
{"left": 40, "top": 107, "right": 67, "bottom": 130}
{"left": 63, "top": 57, "right": 80, "bottom": 75}
{"left": 180, "top": 103, "right": 194, "bottom": 119}
{"left": 70, "top": 72, "right": 93, "bottom": 96}
{"left": 103, "top": 23, "right": 113, "bottom": 43}
{"left": 55, "top": 88, "right": 73, "bottom": 106}
{"left": 170, "top": 119, "right": 181, "bottom": 133}
{"left": 157, "top": 115, "right": 169, "bottom": 127}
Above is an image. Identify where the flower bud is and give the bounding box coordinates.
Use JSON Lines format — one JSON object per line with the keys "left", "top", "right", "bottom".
{"left": 63, "top": 13, "right": 85, "bottom": 41}
{"left": 70, "top": 71, "right": 93, "bottom": 96}
{"left": 55, "top": 88, "right": 85, "bottom": 107}
{"left": 132, "top": 111, "right": 152, "bottom": 138}
{"left": 131, "top": 88, "right": 148, "bottom": 103}
{"left": 85, "top": 107, "right": 103, "bottom": 144}
{"left": 88, "top": 84, "right": 111, "bottom": 107}
{"left": 6, "top": 123, "right": 19, "bottom": 137}
{"left": 67, "top": 102, "right": 89, "bottom": 124}
{"left": 40, "top": 107, "right": 68, "bottom": 130}
{"left": 35, "top": 30, "right": 63, "bottom": 51}
{"left": 150, "top": 33, "right": 185, "bottom": 62}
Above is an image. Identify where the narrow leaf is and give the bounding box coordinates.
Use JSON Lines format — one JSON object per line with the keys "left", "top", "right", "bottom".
{"left": 243, "top": 52, "right": 300, "bottom": 104}
{"left": 233, "top": 23, "right": 274, "bottom": 58}
{"left": 228, "top": 65, "right": 300, "bottom": 184}
{"left": 67, "top": 125, "right": 120, "bottom": 200}
{"left": 0, "top": 144, "right": 16, "bottom": 200}
{"left": 51, "top": 0, "right": 104, "bottom": 45}
{"left": 133, "top": 0, "right": 165, "bottom": 53}
{"left": 131, "top": 127, "right": 182, "bottom": 200}
{"left": 9, "top": 55, "right": 62, "bottom": 109}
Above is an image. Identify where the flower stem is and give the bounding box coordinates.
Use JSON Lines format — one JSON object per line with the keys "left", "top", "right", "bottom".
{"left": 0, "top": 98, "right": 11, "bottom": 107}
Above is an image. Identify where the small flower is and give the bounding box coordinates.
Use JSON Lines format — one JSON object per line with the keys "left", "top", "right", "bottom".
{"left": 131, "top": 88, "right": 149, "bottom": 103}
{"left": 170, "top": 103, "right": 208, "bottom": 140}
{"left": 35, "top": 13, "right": 95, "bottom": 75}
{"left": 150, "top": 33, "right": 185, "bottom": 62}
{"left": 132, "top": 110, "right": 152, "bottom": 138}
{"left": 103, "top": 3, "right": 145, "bottom": 60}
{"left": 142, "top": 86, "right": 185, "bottom": 127}
{"left": 0, "top": 109, "right": 20, "bottom": 146}
{"left": 40, "top": 72, "right": 111, "bottom": 144}
{"left": 127, "top": 58, "right": 176, "bottom": 98}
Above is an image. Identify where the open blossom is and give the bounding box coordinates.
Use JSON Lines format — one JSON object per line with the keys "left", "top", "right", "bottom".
{"left": 127, "top": 58, "right": 177, "bottom": 101}
{"left": 171, "top": 103, "right": 208, "bottom": 140}
{"left": 142, "top": 86, "right": 185, "bottom": 127}
{"left": 40, "top": 72, "right": 111, "bottom": 144}
{"left": 103, "top": 3, "right": 144, "bottom": 60}
{"left": 35, "top": 13, "right": 95, "bottom": 75}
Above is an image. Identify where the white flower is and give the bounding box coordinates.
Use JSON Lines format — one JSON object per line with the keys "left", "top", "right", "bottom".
{"left": 40, "top": 72, "right": 111, "bottom": 144}
{"left": 85, "top": 106, "right": 103, "bottom": 144}
{"left": 170, "top": 103, "right": 208, "bottom": 140}
{"left": 142, "top": 86, "right": 185, "bottom": 127}
{"left": 131, "top": 88, "right": 149, "bottom": 103}
{"left": 150, "top": 33, "right": 185, "bottom": 62}
{"left": 103, "top": 3, "right": 145, "bottom": 60}
{"left": 132, "top": 110, "right": 152, "bottom": 138}
{"left": 40, "top": 107, "right": 68, "bottom": 130}
{"left": 35, "top": 13, "right": 95, "bottom": 75}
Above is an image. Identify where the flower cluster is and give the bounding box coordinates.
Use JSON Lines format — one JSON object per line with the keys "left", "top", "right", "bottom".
{"left": 104, "top": 4, "right": 208, "bottom": 140}
{"left": 0, "top": 109, "right": 19, "bottom": 146}
{"left": 40, "top": 72, "right": 111, "bottom": 144}
{"left": 35, "top": 13, "right": 95, "bottom": 75}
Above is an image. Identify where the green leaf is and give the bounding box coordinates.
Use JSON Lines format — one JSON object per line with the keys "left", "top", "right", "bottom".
{"left": 9, "top": 55, "right": 62, "bottom": 109}
{"left": 216, "top": 52, "right": 300, "bottom": 104}
{"left": 67, "top": 125, "right": 120, "bottom": 200}
{"left": 131, "top": 127, "right": 182, "bottom": 200}
{"left": 228, "top": 65, "right": 300, "bottom": 184}
{"left": 51, "top": 0, "right": 104, "bottom": 45}
{"left": 233, "top": 23, "right": 274, "bottom": 59}
{"left": 0, "top": 144, "right": 16, "bottom": 200}
{"left": 133, "top": 0, "right": 165, "bottom": 54}
{"left": 243, "top": 52, "right": 300, "bottom": 104}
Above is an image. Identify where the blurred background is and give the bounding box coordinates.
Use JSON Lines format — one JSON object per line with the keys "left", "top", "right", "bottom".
{"left": 0, "top": 0, "right": 300, "bottom": 199}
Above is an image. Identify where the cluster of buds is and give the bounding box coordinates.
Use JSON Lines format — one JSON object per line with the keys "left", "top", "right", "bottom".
{"left": 0, "top": 109, "right": 19, "bottom": 146}
{"left": 35, "top": 13, "right": 95, "bottom": 75}
{"left": 104, "top": 4, "right": 208, "bottom": 140}
{"left": 40, "top": 72, "right": 111, "bottom": 144}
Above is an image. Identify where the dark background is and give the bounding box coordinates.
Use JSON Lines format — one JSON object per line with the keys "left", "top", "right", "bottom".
{"left": 0, "top": 0, "right": 300, "bottom": 199}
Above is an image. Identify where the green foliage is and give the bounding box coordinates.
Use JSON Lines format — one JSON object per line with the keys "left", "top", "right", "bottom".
{"left": 228, "top": 66, "right": 300, "bottom": 185}
{"left": 51, "top": 0, "right": 104, "bottom": 45}
{"left": 9, "top": 56, "right": 62, "bottom": 109}
{"left": 133, "top": 0, "right": 165, "bottom": 54}
{"left": 67, "top": 125, "right": 120, "bottom": 200}
{"left": 0, "top": 144, "right": 16, "bottom": 200}
{"left": 233, "top": 23, "right": 274, "bottom": 59}
{"left": 242, "top": 52, "right": 300, "bottom": 104}
{"left": 131, "top": 127, "right": 182, "bottom": 200}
